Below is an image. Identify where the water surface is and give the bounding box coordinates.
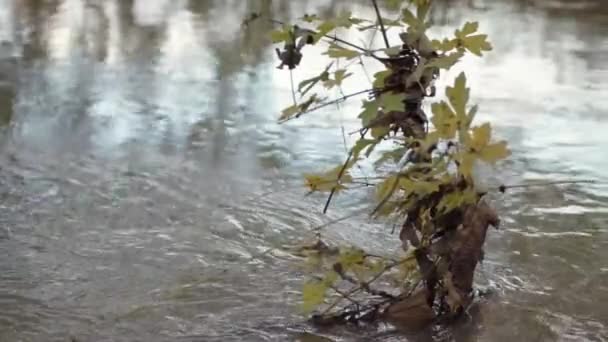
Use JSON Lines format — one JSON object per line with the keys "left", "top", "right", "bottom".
{"left": 0, "top": 0, "right": 607, "bottom": 341}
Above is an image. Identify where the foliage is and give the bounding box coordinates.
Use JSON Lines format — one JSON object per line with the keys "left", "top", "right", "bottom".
{"left": 262, "top": 0, "right": 509, "bottom": 327}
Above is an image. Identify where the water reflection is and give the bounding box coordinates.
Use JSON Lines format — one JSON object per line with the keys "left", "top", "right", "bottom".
{"left": 0, "top": 0, "right": 606, "bottom": 341}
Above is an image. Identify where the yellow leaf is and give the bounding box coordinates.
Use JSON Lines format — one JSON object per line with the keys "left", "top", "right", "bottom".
{"left": 432, "top": 38, "right": 457, "bottom": 52}
{"left": 302, "top": 281, "right": 327, "bottom": 312}
{"left": 446, "top": 72, "right": 469, "bottom": 117}
{"left": 456, "top": 22, "right": 478, "bottom": 38}
{"left": 338, "top": 248, "right": 365, "bottom": 268}
{"left": 352, "top": 138, "right": 376, "bottom": 159}
{"left": 279, "top": 105, "right": 299, "bottom": 121}
{"left": 437, "top": 189, "right": 477, "bottom": 213}
{"left": 431, "top": 101, "right": 457, "bottom": 139}
{"left": 462, "top": 34, "right": 492, "bottom": 56}
{"left": 465, "top": 104, "right": 478, "bottom": 130}
{"left": 479, "top": 141, "right": 511, "bottom": 163}
{"left": 304, "top": 164, "right": 353, "bottom": 192}
{"left": 458, "top": 152, "right": 476, "bottom": 178}
{"left": 469, "top": 123, "right": 491, "bottom": 151}
{"left": 374, "top": 200, "right": 402, "bottom": 217}
{"left": 425, "top": 51, "right": 464, "bottom": 70}
{"left": 399, "top": 178, "right": 440, "bottom": 195}
{"left": 454, "top": 22, "right": 492, "bottom": 56}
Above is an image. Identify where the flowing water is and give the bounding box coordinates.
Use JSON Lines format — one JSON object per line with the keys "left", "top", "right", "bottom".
{"left": 0, "top": 0, "right": 607, "bottom": 341}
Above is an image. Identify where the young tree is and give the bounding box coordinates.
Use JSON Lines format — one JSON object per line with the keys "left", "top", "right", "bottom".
{"left": 263, "top": 0, "right": 509, "bottom": 327}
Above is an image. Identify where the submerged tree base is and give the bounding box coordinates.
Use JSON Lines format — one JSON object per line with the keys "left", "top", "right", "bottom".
{"left": 305, "top": 200, "right": 499, "bottom": 330}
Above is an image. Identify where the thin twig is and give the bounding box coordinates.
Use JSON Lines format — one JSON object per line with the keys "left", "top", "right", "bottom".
{"left": 370, "top": 174, "right": 401, "bottom": 217}
{"left": 269, "top": 19, "right": 379, "bottom": 59}
{"left": 320, "top": 258, "right": 409, "bottom": 316}
{"left": 330, "top": 285, "right": 362, "bottom": 306}
{"left": 311, "top": 211, "right": 367, "bottom": 231}
{"left": 323, "top": 151, "right": 354, "bottom": 214}
{"left": 289, "top": 69, "right": 297, "bottom": 105}
{"left": 499, "top": 180, "right": 597, "bottom": 192}
{"left": 371, "top": 0, "right": 390, "bottom": 49}
{"left": 322, "top": 127, "right": 371, "bottom": 214}
{"left": 280, "top": 88, "right": 376, "bottom": 123}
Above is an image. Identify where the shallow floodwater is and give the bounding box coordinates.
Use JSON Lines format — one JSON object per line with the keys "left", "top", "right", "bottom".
{"left": 0, "top": 0, "right": 607, "bottom": 341}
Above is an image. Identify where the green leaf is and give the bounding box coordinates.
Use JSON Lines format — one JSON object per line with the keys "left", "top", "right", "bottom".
{"left": 371, "top": 126, "right": 390, "bottom": 139}
{"left": 365, "top": 140, "right": 380, "bottom": 157}
{"left": 384, "top": 46, "right": 402, "bottom": 57}
{"left": 352, "top": 138, "right": 377, "bottom": 159}
{"left": 399, "top": 178, "right": 440, "bottom": 196}
{"left": 373, "top": 70, "right": 392, "bottom": 89}
{"left": 323, "top": 69, "right": 353, "bottom": 88}
{"left": 334, "top": 11, "right": 360, "bottom": 27}
{"left": 302, "top": 281, "right": 328, "bottom": 312}
{"left": 270, "top": 28, "right": 291, "bottom": 43}
{"left": 405, "top": 58, "right": 427, "bottom": 87}
{"left": 426, "top": 50, "right": 464, "bottom": 70}
{"left": 314, "top": 12, "right": 364, "bottom": 40}
{"left": 279, "top": 94, "right": 324, "bottom": 121}
{"left": 298, "top": 64, "right": 332, "bottom": 96}
{"left": 379, "top": 93, "right": 406, "bottom": 112}
{"left": 401, "top": 8, "right": 419, "bottom": 28}
{"left": 416, "top": 1, "right": 431, "bottom": 21}
{"left": 358, "top": 99, "right": 379, "bottom": 126}
{"left": 385, "top": 0, "right": 404, "bottom": 10}
{"left": 324, "top": 43, "right": 361, "bottom": 59}
{"left": 376, "top": 175, "right": 399, "bottom": 201}
{"left": 315, "top": 21, "right": 337, "bottom": 40}
{"left": 437, "top": 189, "right": 477, "bottom": 213}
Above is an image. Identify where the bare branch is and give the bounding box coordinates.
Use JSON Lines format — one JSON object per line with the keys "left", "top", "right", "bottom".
{"left": 371, "top": 0, "right": 391, "bottom": 49}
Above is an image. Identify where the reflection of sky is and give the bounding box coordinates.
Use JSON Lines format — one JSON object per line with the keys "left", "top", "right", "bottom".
{"left": 0, "top": 0, "right": 606, "bottom": 183}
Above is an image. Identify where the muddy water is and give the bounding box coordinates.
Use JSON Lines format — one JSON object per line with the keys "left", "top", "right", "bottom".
{"left": 0, "top": 0, "right": 606, "bottom": 341}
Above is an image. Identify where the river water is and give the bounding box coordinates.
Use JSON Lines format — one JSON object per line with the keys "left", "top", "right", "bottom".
{"left": 0, "top": 0, "right": 606, "bottom": 341}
